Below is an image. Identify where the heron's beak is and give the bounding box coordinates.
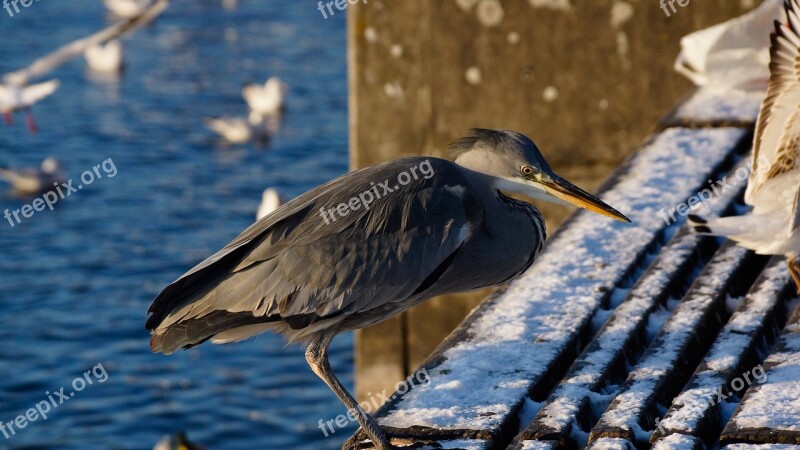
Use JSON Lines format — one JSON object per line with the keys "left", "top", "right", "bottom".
{"left": 538, "top": 175, "right": 630, "bottom": 222}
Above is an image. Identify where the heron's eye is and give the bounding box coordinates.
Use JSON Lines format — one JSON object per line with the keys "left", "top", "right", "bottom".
{"left": 521, "top": 166, "right": 535, "bottom": 176}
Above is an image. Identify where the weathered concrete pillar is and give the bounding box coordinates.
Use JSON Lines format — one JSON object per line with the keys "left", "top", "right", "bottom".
{"left": 348, "top": 0, "right": 757, "bottom": 401}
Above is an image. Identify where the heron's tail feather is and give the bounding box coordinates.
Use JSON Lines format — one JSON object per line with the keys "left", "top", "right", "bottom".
{"left": 148, "top": 311, "right": 280, "bottom": 355}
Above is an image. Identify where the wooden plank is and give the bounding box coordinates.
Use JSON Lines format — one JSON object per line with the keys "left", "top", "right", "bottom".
{"left": 517, "top": 153, "right": 747, "bottom": 447}
{"left": 651, "top": 257, "right": 794, "bottom": 446}
{"left": 721, "top": 301, "right": 800, "bottom": 445}
{"left": 585, "top": 438, "right": 637, "bottom": 450}
{"left": 587, "top": 241, "right": 767, "bottom": 446}
{"left": 723, "top": 445, "right": 800, "bottom": 450}
{"left": 659, "top": 88, "right": 763, "bottom": 130}
{"left": 652, "top": 433, "right": 704, "bottom": 450}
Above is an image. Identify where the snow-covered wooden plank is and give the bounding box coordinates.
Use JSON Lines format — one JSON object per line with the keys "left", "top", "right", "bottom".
{"left": 723, "top": 445, "right": 800, "bottom": 450}
{"left": 651, "top": 257, "right": 794, "bottom": 447}
{"left": 661, "top": 88, "right": 763, "bottom": 129}
{"left": 588, "top": 241, "right": 764, "bottom": 446}
{"left": 517, "top": 156, "right": 751, "bottom": 448}
{"left": 585, "top": 437, "right": 636, "bottom": 450}
{"left": 434, "top": 439, "right": 491, "bottom": 450}
{"left": 344, "top": 128, "right": 750, "bottom": 447}
{"left": 652, "top": 433, "right": 704, "bottom": 450}
{"left": 721, "top": 303, "right": 800, "bottom": 445}
{"left": 515, "top": 440, "right": 558, "bottom": 450}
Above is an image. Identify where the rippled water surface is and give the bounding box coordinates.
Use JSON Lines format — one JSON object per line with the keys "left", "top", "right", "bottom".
{"left": 0, "top": 1, "right": 353, "bottom": 448}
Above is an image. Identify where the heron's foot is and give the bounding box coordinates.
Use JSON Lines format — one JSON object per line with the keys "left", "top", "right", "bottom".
{"left": 341, "top": 431, "right": 442, "bottom": 450}
{"left": 789, "top": 257, "right": 800, "bottom": 294}
{"left": 341, "top": 431, "right": 393, "bottom": 450}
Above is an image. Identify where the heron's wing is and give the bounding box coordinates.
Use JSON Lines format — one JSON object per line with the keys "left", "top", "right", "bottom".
{"left": 19, "top": 80, "right": 60, "bottom": 106}
{"left": 2, "top": 0, "right": 167, "bottom": 86}
{"left": 747, "top": 3, "right": 800, "bottom": 203}
{"left": 146, "top": 158, "right": 482, "bottom": 349}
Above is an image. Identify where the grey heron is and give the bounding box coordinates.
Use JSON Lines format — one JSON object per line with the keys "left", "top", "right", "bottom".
{"left": 145, "top": 129, "right": 630, "bottom": 449}
{"left": 689, "top": 0, "right": 800, "bottom": 292}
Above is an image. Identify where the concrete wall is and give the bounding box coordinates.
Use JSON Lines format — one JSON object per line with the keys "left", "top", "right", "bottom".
{"left": 348, "top": 0, "right": 759, "bottom": 401}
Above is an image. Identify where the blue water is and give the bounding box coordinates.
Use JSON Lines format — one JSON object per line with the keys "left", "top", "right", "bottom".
{"left": 0, "top": 2, "right": 354, "bottom": 448}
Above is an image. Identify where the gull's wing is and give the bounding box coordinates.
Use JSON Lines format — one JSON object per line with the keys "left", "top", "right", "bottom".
{"left": 747, "top": 0, "right": 800, "bottom": 203}
{"left": 2, "top": 0, "right": 168, "bottom": 86}
{"left": 145, "top": 158, "right": 481, "bottom": 354}
{"left": 19, "top": 80, "right": 60, "bottom": 107}
{"left": 0, "top": 84, "right": 10, "bottom": 106}
{"left": 791, "top": 184, "right": 800, "bottom": 234}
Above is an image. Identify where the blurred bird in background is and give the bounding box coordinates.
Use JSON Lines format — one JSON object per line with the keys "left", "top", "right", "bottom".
{"left": 203, "top": 115, "right": 270, "bottom": 145}
{"left": 0, "top": 157, "right": 66, "bottom": 195}
{"left": 256, "top": 187, "right": 283, "bottom": 220}
{"left": 242, "top": 76, "right": 288, "bottom": 121}
{"left": 152, "top": 432, "right": 204, "bottom": 450}
{"left": 0, "top": 0, "right": 167, "bottom": 133}
{"left": 84, "top": 39, "right": 125, "bottom": 74}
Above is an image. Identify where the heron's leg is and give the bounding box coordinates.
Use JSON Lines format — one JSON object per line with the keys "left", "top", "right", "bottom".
{"left": 788, "top": 257, "right": 800, "bottom": 294}
{"left": 305, "top": 334, "right": 394, "bottom": 450}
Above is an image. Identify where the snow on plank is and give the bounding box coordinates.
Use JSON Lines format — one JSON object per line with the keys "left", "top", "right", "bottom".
{"left": 585, "top": 437, "right": 637, "bottom": 450}
{"left": 721, "top": 302, "right": 800, "bottom": 445}
{"left": 517, "top": 156, "right": 751, "bottom": 447}
{"left": 651, "top": 433, "right": 704, "bottom": 450}
{"left": 517, "top": 440, "right": 558, "bottom": 450}
{"left": 343, "top": 128, "right": 750, "bottom": 447}
{"left": 652, "top": 257, "right": 794, "bottom": 447}
{"left": 660, "top": 88, "right": 763, "bottom": 129}
{"left": 588, "top": 241, "right": 765, "bottom": 446}
{"left": 433, "top": 439, "right": 491, "bottom": 450}
{"left": 723, "top": 445, "right": 800, "bottom": 450}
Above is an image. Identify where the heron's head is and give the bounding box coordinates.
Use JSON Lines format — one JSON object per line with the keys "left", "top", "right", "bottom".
{"left": 451, "top": 129, "right": 630, "bottom": 222}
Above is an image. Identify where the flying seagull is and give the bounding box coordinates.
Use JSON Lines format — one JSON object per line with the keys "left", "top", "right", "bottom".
{"left": 145, "top": 129, "right": 630, "bottom": 450}
{"left": 0, "top": 0, "right": 167, "bottom": 133}
{"left": 0, "top": 81, "right": 60, "bottom": 134}
{"left": 690, "top": 0, "right": 800, "bottom": 291}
